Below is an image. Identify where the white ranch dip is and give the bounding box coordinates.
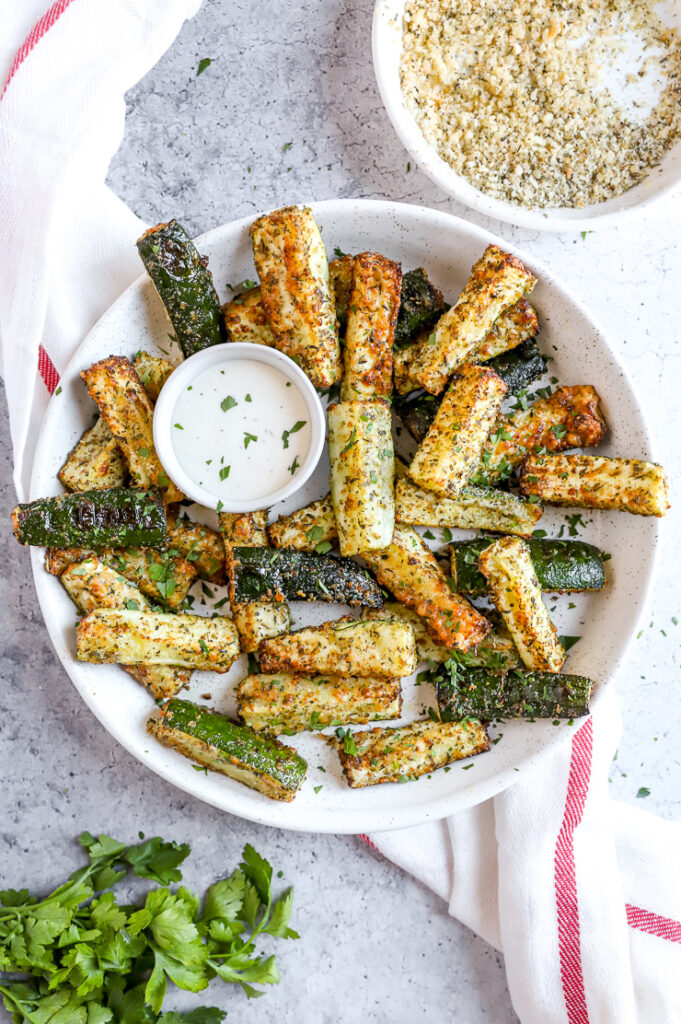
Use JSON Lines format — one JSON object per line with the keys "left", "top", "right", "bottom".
{"left": 171, "top": 358, "right": 311, "bottom": 503}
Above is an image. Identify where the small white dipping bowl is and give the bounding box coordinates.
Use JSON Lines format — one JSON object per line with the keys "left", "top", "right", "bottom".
{"left": 153, "top": 342, "right": 326, "bottom": 513}
{"left": 373, "top": 0, "right": 681, "bottom": 232}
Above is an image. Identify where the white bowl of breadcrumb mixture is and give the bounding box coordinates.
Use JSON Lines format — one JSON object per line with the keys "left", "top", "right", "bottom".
{"left": 373, "top": 0, "right": 681, "bottom": 230}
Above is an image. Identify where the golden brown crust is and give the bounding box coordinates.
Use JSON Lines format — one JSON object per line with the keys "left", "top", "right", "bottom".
{"left": 472, "top": 298, "right": 539, "bottom": 362}
{"left": 58, "top": 418, "right": 126, "bottom": 492}
{"left": 341, "top": 251, "right": 401, "bottom": 400}
{"left": 519, "top": 454, "right": 670, "bottom": 516}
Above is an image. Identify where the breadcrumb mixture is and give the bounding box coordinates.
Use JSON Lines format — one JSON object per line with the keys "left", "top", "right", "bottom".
{"left": 400, "top": 0, "right": 681, "bottom": 208}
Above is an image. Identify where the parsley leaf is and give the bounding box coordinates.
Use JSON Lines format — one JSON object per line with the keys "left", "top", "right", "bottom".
{"left": 197, "top": 58, "right": 212, "bottom": 75}
{"left": 281, "top": 420, "right": 306, "bottom": 449}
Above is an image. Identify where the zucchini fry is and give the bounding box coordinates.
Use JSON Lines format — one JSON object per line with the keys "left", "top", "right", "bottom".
{"left": 220, "top": 511, "right": 291, "bottom": 653}
{"left": 471, "top": 298, "right": 539, "bottom": 362}
{"left": 395, "top": 477, "right": 543, "bottom": 537}
{"left": 476, "top": 385, "right": 607, "bottom": 485}
{"left": 132, "top": 350, "right": 177, "bottom": 402}
{"left": 259, "top": 617, "right": 417, "bottom": 680}
{"left": 77, "top": 608, "right": 240, "bottom": 672}
{"left": 167, "top": 513, "right": 226, "bottom": 583}
{"left": 267, "top": 493, "right": 338, "bottom": 551}
{"left": 327, "top": 400, "right": 394, "bottom": 555}
{"left": 330, "top": 254, "right": 355, "bottom": 330}
{"left": 341, "top": 252, "right": 401, "bottom": 401}
{"left": 451, "top": 538, "right": 606, "bottom": 595}
{"left": 61, "top": 557, "right": 191, "bottom": 700}
{"left": 336, "top": 718, "right": 489, "bottom": 787}
{"left": 12, "top": 488, "right": 167, "bottom": 550}
{"left": 519, "top": 454, "right": 670, "bottom": 517}
{"left": 394, "top": 268, "right": 448, "bottom": 349}
{"left": 250, "top": 205, "right": 341, "bottom": 387}
{"left": 136, "top": 220, "right": 225, "bottom": 358}
{"left": 58, "top": 418, "right": 126, "bottom": 492}
{"left": 222, "top": 287, "right": 276, "bottom": 346}
{"left": 477, "top": 537, "right": 565, "bottom": 673}
{"left": 45, "top": 545, "right": 196, "bottom": 610}
{"left": 360, "top": 525, "right": 490, "bottom": 652}
{"left": 231, "top": 546, "right": 383, "bottom": 606}
{"left": 408, "top": 364, "right": 507, "bottom": 498}
{"left": 410, "top": 246, "right": 537, "bottom": 394}
{"left": 362, "top": 603, "right": 521, "bottom": 669}
{"left": 81, "top": 356, "right": 183, "bottom": 502}
{"left": 149, "top": 698, "right": 307, "bottom": 802}
{"left": 436, "top": 663, "right": 592, "bottom": 721}
{"left": 237, "top": 672, "right": 402, "bottom": 735}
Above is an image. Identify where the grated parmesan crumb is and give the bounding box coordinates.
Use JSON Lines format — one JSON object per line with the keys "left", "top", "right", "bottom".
{"left": 400, "top": 0, "right": 681, "bottom": 208}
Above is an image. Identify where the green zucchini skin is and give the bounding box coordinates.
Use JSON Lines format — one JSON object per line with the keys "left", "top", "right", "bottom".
{"left": 150, "top": 698, "right": 307, "bottom": 800}
{"left": 136, "top": 220, "right": 226, "bottom": 358}
{"left": 451, "top": 538, "right": 606, "bottom": 595}
{"left": 394, "top": 269, "right": 448, "bottom": 349}
{"left": 231, "top": 546, "right": 384, "bottom": 607}
{"left": 12, "top": 489, "right": 167, "bottom": 549}
{"left": 394, "top": 338, "right": 545, "bottom": 442}
{"left": 435, "top": 664, "right": 592, "bottom": 720}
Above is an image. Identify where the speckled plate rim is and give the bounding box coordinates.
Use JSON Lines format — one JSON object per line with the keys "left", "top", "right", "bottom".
{"left": 29, "top": 199, "right": 662, "bottom": 833}
{"left": 372, "top": 0, "right": 681, "bottom": 233}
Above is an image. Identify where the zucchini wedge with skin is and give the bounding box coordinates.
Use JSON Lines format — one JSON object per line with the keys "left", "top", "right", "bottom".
{"left": 76, "top": 608, "right": 240, "bottom": 672}
{"left": 361, "top": 604, "right": 521, "bottom": 670}
{"left": 45, "top": 545, "right": 197, "bottom": 610}
{"left": 394, "top": 338, "right": 546, "bottom": 443}
{"left": 519, "top": 454, "right": 670, "bottom": 517}
{"left": 259, "top": 617, "right": 417, "bottom": 680}
{"left": 336, "top": 718, "right": 490, "bottom": 787}
{"left": 474, "top": 385, "right": 607, "bottom": 485}
{"left": 58, "top": 418, "right": 127, "bottom": 492}
{"left": 231, "top": 546, "right": 383, "bottom": 606}
{"left": 341, "top": 252, "right": 401, "bottom": 401}
{"left": 81, "top": 356, "right": 183, "bottom": 503}
{"left": 395, "top": 477, "right": 543, "bottom": 537}
{"left": 167, "top": 513, "right": 226, "bottom": 584}
{"left": 360, "top": 525, "right": 490, "bottom": 652}
{"left": 408, "top": 364, "right": 507, "bottom": 499}
{"left": 477, "top": 537, "right": 565, "bottom": 673}
{"left": 148, "top": 698, "right": 307, "bottom": 802}
{"left": 236, "top": 672, "right": 402, "bottom": 735}
{"left": 250, "top": 205, "right": 341, "bottom": 388}
{"left": 410, "top": 246, "right": 537, "bottom": 395}
{"left": 12, "top": 488, "right": 167, "bottom": 549}
{"left": 132, "top": 350, "right": 177, "bottom": 402}
{"left": 450, "top": 538, "right": 607, "bottom": 595}
{"left": 394, "top": 268, "right": 448, "bottom": 350}
{"left": 435, "top": 662, "right": 592, "bottom": 721}
{"left": 267, "top": 493, "right": 338, "bottom": 552}
{"left": 136, "top": 220, "right": 225, "bottom": 358}
{"left": 327, "top": 399, "right": 394, "bottom": 556}
{"left": 220, "top": 511, "right": 292, "bottom": 653}
{"left": 61, "top": 557, "right": 191, "bottom": 700}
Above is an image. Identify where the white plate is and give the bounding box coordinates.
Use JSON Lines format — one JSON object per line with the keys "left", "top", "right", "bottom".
{"left": 30, "top": 199, "right": 660, "bottom": 833}
{"left": 373, "top": 0, "right": 681, "bottom": 232}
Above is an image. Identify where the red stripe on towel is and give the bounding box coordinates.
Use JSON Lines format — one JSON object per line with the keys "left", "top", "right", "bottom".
{"left": 1, "top": 0, "right": 77, "bottom": 100}
{"left": 554, "top": 718, "right": 594, "bottom": 1024}
{"left": 626, "top": 905, "right": 681, "bottom": 945}
{"left": 38, "top": 344, "right": 60, "bottom": 394}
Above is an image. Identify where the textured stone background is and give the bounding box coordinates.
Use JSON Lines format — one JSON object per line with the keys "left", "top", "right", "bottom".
{"left": 1, "top": 0, "right": 680, "bottom": 1020}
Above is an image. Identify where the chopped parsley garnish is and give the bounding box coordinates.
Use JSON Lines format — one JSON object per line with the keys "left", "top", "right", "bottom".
{"left": 315, "top": 541, "right": 333, "bottom": 554}
{"left": 219, "top": 465, "right": 231, "bottom": 481}
{"left": 636, "top": 787, "right": 651, "bottom": 798}
{"left": 221, "top": 395, "right": 238, "bottom": 412}
{"left": 306, "top": 525, "right": 325, "bottom": 543}
{"left": 288, "top": 456, "right": 300, "bottom": 475}
{"left": 283, "top": 141, "right": 293, "bottom": 152}
{"left": 137, "top": 446, "right": 150, "bottom": 458}
{"left": 244, "top": 431, "right": 258, "bottom": 448}
{"left": 550, "top": 422, "right": 567, "bottom": 439}
{"left": 282, "top": 420, "right": 307, "bottom": 449}
{"left": 174, "top": 422, "right": 184, "bottom": 429}
{"left": 245, "top": 393, "right": 252, "bottom": 402}
{"left": 197, "top": 56, "right": 212, "bottom": 75}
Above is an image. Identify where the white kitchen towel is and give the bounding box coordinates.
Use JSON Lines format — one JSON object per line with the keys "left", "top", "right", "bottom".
{"left": 1, "top": 6, "right": 680, "bottom": 1024}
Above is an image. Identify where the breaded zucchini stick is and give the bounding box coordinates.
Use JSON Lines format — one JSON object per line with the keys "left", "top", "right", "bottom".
{"left": 61, "top": 557, "right": 191, "bottom": 700}
{"left": 259, "top": 618, "right": 417, "bottom": 680}
{"left": 477, "top": 537, "right": 565, "bottom": 673}
{"left": 408, "top": 364, "right": 507, "bottom": 498}
{"left": 341, "top": 251, "right": 401, "bottom": 401}
{"left": 167, "top": 513, "right": 226, "bottom": 584}
{"left": 76, "top": 608, "right": 240, "bottom": 672}
{"left": 267, "top": 493, "right": 338, "bottom": 552}
{"left": 471, "top": 298, "right": 539, "bottom": 362}
{"left": 336, "top": 719, "right": 489, "bottom": 787}
{"left": 58, "top": 418, "right": 126, "bottom": 492}
{"left": 81, "top": 355, "right": 182, "bottom": 502}
{"left": 395, "top": 477, "right": 543, "bottom": 537}
{"left": 410, "top": 246, "right": 536, "bottom": 394}
{"left": 132, "top": 350, "right": 177, "bottom": 402}
{"left": 476, "top": 385, "right": 608, "bottom": 485}
{"left": 519, "top": 454, "right": 670, "bottom": 517}
{"left": 250, "top": 205, "right": 341, "bottom": 387}
{"left": 327, "top": 400, "right": 394, "bottom": 555}
{"left": 360, "top": 525, "right": 490, "bottom": 652}
{"left": 220, "top": 510, "right": 291, "bottom": 653}
{"left": 237, "top": 672, "right": 402, "bottom": 735}
{"left": 222, "top": 287, "right": 276, "bottom": 346}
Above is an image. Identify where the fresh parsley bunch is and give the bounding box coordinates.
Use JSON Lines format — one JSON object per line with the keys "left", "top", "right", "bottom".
{"left": 0, "top": 832, "right": 298, "bottom": 1023}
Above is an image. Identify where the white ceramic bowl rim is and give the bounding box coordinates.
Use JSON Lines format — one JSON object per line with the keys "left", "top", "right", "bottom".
{"left": 152, "top": 342, "right": 326, "bottom": 513}
{"left": 372, "top": 0, "right": 681, "bottom": 233}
